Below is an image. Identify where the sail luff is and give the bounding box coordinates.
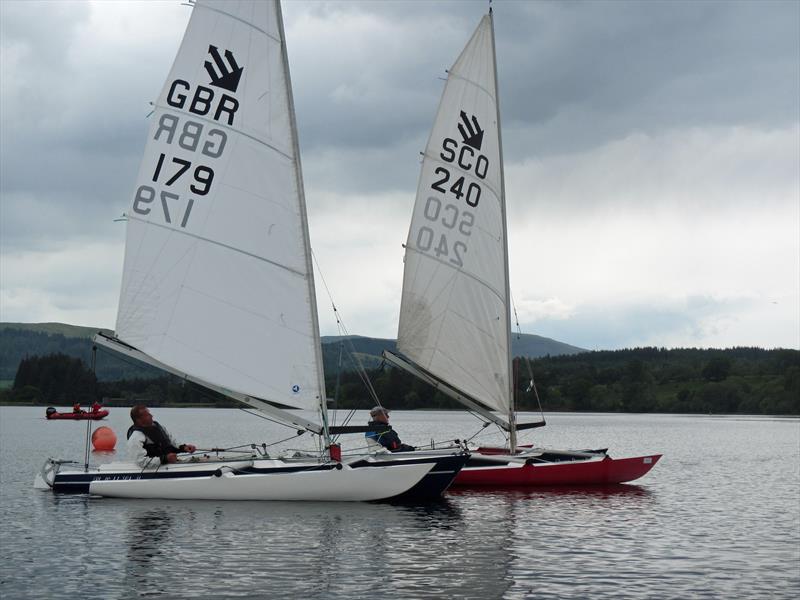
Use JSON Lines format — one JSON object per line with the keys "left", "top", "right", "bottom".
{"left": 488, "top": 9, "right": 517, "bottom": 451}
{"left": 274, "top": 0, "right": 330, "bottom": 444}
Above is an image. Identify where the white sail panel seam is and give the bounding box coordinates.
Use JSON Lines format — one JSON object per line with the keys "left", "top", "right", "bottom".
{"left": 445, "top": 72, "right": 496, "bottom": 104}
{"left": 193, "top": 2, "right": 277, "bottom": 42}
{"left": 404, "top": 245, "right": 504, "bottom": 303}
{"left": 126, "top": 214, "right": 307, "bottom": 278}
{"left": 178, "top": 281, "right": 318, "bottom": 338}
{"left": 150, "top": 104, "right": 294, "bottom": 161}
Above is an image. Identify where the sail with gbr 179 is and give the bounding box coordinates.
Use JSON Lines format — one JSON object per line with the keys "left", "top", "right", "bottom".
{"left": 36, "top": 0, "right": 468, "bottom": 502}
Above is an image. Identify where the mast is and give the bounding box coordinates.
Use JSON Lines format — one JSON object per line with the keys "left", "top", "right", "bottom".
{"left": 489, "top": 8, "right": 517, "bottom": 452}
{"left": 276, "top": 0, "right": 330, "bottom": 445}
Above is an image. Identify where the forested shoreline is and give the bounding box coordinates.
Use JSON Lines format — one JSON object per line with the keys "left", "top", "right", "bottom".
{"left": 3, "top": 347, "right": 797, "bottom": 415}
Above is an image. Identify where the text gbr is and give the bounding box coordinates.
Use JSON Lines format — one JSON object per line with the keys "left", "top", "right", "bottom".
{"left": 132, "top": 79, "right": 239, "bottom": 228}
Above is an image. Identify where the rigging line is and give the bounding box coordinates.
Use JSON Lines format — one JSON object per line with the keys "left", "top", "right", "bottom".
{"left": 508, "top": 291, "right": 546, "bottom": 425}
{"left": 459, "top": 406, "right": 507, "bottom": 442}
{"left": 328, "top": 337, "right": 359, "bottom": 436}
{"left": 340, "top": 333, "right": 381, "bottom": 405}
{"left": 258, "top": 431, "right": 309, "bottom": 449}
{"left": 510, "top": 290, "right": 522, "bottom": 339}
{"left": 190, "top": 447, "right": 254, "bottom": 454}
{"left": 310, "top": 248, "right": 338, "bottom": 316}
{"left": 331, "top": 323, "right": 366, "bottom": 430}
{"left": 310, "top": 248, "right": 382, "bottom": 407}
{"left": 331, "top": 340, "right": 344, "bottom": 426}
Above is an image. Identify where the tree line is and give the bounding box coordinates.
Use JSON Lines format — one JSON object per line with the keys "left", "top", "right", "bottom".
{"left": 4, "top": 347, "right": 798, "bottom": 415}
{"left": 0, "top": 328, "right": 159, "bottom": 381}
{"left": 326, "top": 347, "right": 798, "bottom": 415}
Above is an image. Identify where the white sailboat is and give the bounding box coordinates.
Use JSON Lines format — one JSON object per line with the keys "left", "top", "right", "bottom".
{"left": 37, "top": 0, "right": 467, "bottom": 501}
{"left": 383, "top": 10, "right": 661, "bottom": 486}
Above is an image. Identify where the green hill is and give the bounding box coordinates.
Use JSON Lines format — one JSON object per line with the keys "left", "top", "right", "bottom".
{"left": 0, "top": 324, "right": 156, "bottom": 381}
{"left": 1, "top": 322, "right": 797, "bottom": 415}
{"left": 320, "top": 333, "right": 585, "bottom": 374}
{"left": 1, "top": 323, "right": 586, "bottom": 381}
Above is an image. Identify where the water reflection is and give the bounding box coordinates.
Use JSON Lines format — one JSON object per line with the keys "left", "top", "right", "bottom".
{"left": 109, "top": 497, "right": 523, "bottom": 599}
{"left": 8, "top": 408, "right": 797, "bottom": 599}
{"left": 126, "top": 508, "right": 175, "bottom": 566}
{"left": 449, "top": 483, "right": 652, "bottom": 501}
{"left": 109, "top": 490, "right": 659, "bottom": 599}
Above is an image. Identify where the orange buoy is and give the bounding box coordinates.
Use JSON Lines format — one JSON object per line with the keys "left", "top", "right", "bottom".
{"left": 92, "top": 426, "right": 117, "bottom": 451}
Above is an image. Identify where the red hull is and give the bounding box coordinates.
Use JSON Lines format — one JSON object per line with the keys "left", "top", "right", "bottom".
{"left": 46, "top": 410, "right": 109, "bottom": 421}
{"left": 453, "top": 454, "right": 661, "bottom": 486}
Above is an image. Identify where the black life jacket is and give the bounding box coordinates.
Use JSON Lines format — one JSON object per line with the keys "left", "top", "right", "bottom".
{"left": 127, "top": 421, "right": 180, "bottom": 459}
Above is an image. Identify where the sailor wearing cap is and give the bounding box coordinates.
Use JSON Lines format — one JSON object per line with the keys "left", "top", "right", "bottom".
{"left": 365, "top": 406, "right": 415, "bottom": 452}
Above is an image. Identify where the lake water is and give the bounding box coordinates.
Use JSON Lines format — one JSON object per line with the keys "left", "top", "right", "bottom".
{"left": 1, "top": 407, "right": 798, "bottom": 599}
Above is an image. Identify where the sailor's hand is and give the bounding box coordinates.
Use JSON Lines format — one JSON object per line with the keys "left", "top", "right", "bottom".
{"left": 166, "top": 453, "right": 179, "bottom": 463}
{"left": 184, "top": 444, "right": 197, "bottom": 453}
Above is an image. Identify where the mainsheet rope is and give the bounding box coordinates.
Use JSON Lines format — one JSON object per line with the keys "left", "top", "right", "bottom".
{"left": 310, "top": 249, "right": 385, "bottom": 431}
{"left": 509, "top": 290, "right": 547, "bottom": 438}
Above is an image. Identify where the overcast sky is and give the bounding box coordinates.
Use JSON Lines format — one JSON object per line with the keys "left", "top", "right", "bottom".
{"left": 1, "top": 0, "right": 798, "bottom": 350}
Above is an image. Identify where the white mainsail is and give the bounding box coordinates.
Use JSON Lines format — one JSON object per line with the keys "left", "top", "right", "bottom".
{"left": 397, "top": 14, "right": 512, "bottom": 417}
{"left": 115, "top": 0, "right": 325, "bottom": 412}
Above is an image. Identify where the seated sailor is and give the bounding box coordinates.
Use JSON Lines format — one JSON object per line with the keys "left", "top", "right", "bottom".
{"left": 365, "top": 406, "right": 415, "bottom": 452}
{"left": 127, "top": 405, "right": 197, "bottom": 467}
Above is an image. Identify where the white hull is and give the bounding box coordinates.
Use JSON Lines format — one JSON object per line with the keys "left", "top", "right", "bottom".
{"left": 42, "top": 452, "right": 470, "bottom": 502}
{"left": 90, "top": 460, "right": 432, "bottom": 501}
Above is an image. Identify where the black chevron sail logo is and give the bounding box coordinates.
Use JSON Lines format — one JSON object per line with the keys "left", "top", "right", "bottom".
{"left": 458, "top": 111, "right": 484, "bottom": 151}
{"left": 205, "top": 45, "right": 243, "bottom": 93}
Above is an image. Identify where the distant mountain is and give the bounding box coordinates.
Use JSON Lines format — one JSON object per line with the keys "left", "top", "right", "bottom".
{"left": 511, "top": 334, "right": 586, "bottom": 358}
{"left": 324, "top": 334, "right": 586, "bottom": 357}
{"left": 0, "top": 322, "right": 586, "bottom": 381}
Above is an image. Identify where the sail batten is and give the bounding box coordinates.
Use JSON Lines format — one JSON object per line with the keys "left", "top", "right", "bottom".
{"left": 125, "top": 214, "right": 308, "bottom": 277}
{"left": 115, "top": 0, "right": 323, "bottom": 413}
{"left": 397, "top": 14, "right": 512, "bottom": 416}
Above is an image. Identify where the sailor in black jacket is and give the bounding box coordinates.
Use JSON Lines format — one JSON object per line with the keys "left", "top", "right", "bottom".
{"left": 365, "top": 406, "right": 415, "bottom": 452}
{"left": 126, "top": 405, "right": 197, "bottom": 467}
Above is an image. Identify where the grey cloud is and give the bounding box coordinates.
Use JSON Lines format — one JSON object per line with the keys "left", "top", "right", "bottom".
{"left": 0, "top": 2, "right": 179, "bottom": 252}
{"left": 499, "top": 0, "right": 799, "bottom": 157}
{"left": 0, "top": 1, "right": 89, "bottom": 66}
{"left": 289, "top": 0, "right": 799, "bottom": 161}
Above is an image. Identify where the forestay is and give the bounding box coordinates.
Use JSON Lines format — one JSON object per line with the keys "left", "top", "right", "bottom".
{"left": 397, "top": 14, "right": 512, "bottom": 415}
{"left": 115, "top": 0, "right": 324, "bottom": 411}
